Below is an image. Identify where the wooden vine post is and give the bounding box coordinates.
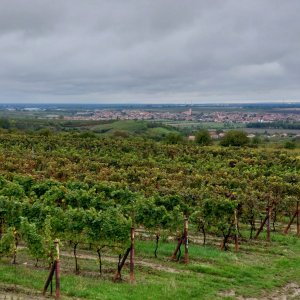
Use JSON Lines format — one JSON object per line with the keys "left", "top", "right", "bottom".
{"left": 113, "top": 248, "right": 131, "bottom": 282}
{"left": 130, "top": 227, "right": 135, "bottom": 283}
{"left": 43, "top": 239, "right": 60, "bottom": 299}
{"left": 183, "top": 217, "right": 189, "bottom": 264}
{"left": 171, "top": 237, "right": 183, "bottom": 260}
{"left": 284, "top": 201, "right": 300, "bottom": 236}
{"left": 154, "top": 232, "right": 159, "bottom": 258}
{"left": 234, "top": 209, "right": 239, "bottom": 252}
{"left": 171, "top": 217, "right": 189, "bottom": 264}
{"left": 266, "top": 205, "right": 271, "bottom": 242}
{"left": 254, "top": 204, "right": 272, "bottom": 242}
{"left": 113, "top": 227, "right": 135, "bottom": 283}
{"left": 55, "top": 239, "right": 60, "bottom": 299}
{"left": 12, "top": 228, "right": 18, "bottom": 264}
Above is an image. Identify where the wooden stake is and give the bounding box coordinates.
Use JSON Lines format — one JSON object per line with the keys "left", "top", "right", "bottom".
{"left": 171, "top": 236, "right": 183, "bottom": 261}
{"left": 154, "top": 234, "right": 159, "bottom": 258}
{"left": 113, "top": 247, "right": 131, "bottom": 282}
{"left": 234, "top": 209, "right": 239, "bottom": 251}
{"left": 130, "top": 227, "right": 135, "bottom": 283}
{"left": 254, "top": 214, "right": 268, "bottom": 239}
{"left": 43, "top": 239, "right": 60, "bottom": 298}
{"left": 43, "top": 261, "right": 56, "bottom": 295}
{"left": 55, "top": 239, "right": 60, "bottom": 300}
{"left": 283, "top": 210, "right": 297, "bottom": 234}
{"left": 255, "top": 205, "right": 273, "bottom": 239}
{"left": 183, "top": 218, "right": 189, "bottom": 264}
{"left": 12, "top": 228, "right": 18, "bottom": 264}
{"left": 266, "top": 206, "right": 271, "bottom": 242}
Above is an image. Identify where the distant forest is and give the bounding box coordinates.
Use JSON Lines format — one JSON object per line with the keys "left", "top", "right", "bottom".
{"left": 247, "top": 121, "right": 300, "bottom": 130}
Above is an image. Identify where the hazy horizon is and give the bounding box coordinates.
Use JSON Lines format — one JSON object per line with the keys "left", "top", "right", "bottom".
{"left": 1, "top": 100, "right": 300, "bottom": 106}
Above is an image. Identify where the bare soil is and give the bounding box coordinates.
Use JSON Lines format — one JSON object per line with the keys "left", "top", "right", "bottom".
{"left": 0, "top": 283, "right": 78, "bottom": 300}
{"left": 0, "top": 284, "right": 48, "bottom": 300}
{"left": 219, "top": 282, "right": 300, "bottom": 300}
{"left": 61, "top": 250, "right": 183, "bottom": 274}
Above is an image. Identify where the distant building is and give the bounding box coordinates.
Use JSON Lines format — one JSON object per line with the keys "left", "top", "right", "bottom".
{"left": 182, "top": 108, "right": 192, "bottom": 116}
{"left": 209, "top": 131, "right": 219, "bottom": 139}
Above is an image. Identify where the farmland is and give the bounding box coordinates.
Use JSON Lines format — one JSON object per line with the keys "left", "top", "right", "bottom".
{"left": 0, "top": 129, "right": 300, "bottom": 299}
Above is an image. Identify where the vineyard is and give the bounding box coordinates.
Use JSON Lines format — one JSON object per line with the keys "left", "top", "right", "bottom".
{"left": 0, "top": 130, "right": 300, "bottom": 299}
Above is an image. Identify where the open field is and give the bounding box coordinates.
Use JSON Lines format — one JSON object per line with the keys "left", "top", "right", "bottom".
{"left": 163, "top": 121, "right": 245, "bottom": 130}
{"left": 243, "top": 128, "right": 300, "bottom": 135}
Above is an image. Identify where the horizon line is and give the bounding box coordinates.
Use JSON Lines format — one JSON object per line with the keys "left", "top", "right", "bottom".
{"left": 1, "top": 101, "right": 300, "bottom": 106}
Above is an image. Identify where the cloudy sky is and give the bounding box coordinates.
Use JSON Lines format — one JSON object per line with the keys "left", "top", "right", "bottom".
{"left": 0, "top": 0, "right": 300, "bottom": 104}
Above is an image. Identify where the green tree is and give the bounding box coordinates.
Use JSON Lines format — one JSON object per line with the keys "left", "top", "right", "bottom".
{"left": 165, "top": 133, "right": 183, "bottom": 144}
{"left": 252, "top": 135, "right": 261, "bottom": 146}
{"left": 195, "top": 130, "right": 212, "bottom": 146}
{"left": 0, "top": 118, "right": 11, "bottom": 129}
{"left": 284, "top": 141, "right": 296, "bottom": 149}
{"left": 220, "top": 130, "right": 249, "bottom": 147}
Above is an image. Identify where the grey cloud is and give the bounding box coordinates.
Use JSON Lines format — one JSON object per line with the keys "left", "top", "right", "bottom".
{"left": 0, "top": 0, "right": 300, "bottom": 103}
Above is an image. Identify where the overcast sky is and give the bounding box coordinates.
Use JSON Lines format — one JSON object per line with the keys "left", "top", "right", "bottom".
{"left": 0, "top": 0, "right": 300, "bottom": 104}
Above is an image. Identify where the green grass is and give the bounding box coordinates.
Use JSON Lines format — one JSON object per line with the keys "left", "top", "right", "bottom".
{"left": 146, "top": 127, "right": 176, "bottom": 137}
{"left": 90, "top": 120, "right": 148, "bottom": 133}
{"left": 89, "top": 120, "right": 177, "bottom": 137}
{"left": 1, "top": 233, "right": 300, "bottom": 299}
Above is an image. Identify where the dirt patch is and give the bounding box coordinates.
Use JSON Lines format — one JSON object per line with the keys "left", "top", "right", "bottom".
{"left": 61, "top": 250, "right": 183, "bottom": 274}
{"left": 0, "top": 283, "right": 79, "bottom": 300}
{"left": 260, "top": 283, "right": 300, "bottom": 300}
{"left": 219, "top": 282, "right": 300, "bottom": 299}
{"left": 0, "top": 284, "right": 47, "bottom": 300}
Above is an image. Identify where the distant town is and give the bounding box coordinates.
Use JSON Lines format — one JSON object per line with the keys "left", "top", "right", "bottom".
{"left": 63, "top": 108, "right": 300, "bottom": 124}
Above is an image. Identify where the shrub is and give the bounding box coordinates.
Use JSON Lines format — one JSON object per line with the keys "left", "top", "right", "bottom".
{"left": 220, "top": 130, "right": 249, "bottom": 147}
{"left": 195, "top": 130, "right": 212, "bottom": 146}
{"left": 284, "top": 141, "right": 296, "bottom": 149}
{"left": 166, "top": 133, "right": 183, "bottom": 144}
